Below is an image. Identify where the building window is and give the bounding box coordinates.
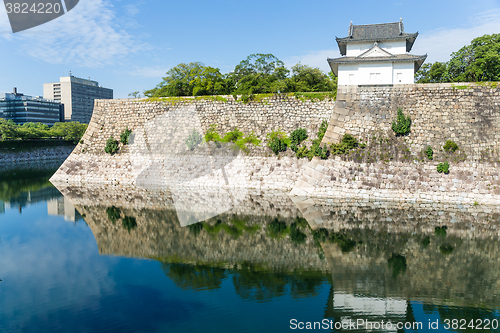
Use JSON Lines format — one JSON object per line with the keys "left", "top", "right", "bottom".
{"left": 370, "top": 73, "right": 381, "bottom": 82}
{"left": 349, "top": 74, "right": 354, "bottom": 83}
{"left": 397, "top": 73, "right": 403, "bottom": 83}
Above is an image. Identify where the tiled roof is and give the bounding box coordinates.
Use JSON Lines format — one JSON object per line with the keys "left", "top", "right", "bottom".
{"left": 336, "top": 20, "right": 418, "bottom": 55}
{"left": 327, "top": 54, "right": 427, "bottom": 75}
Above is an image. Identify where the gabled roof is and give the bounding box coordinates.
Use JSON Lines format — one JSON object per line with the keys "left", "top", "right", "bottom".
{"left": 356, "top": 42, "right": 394, "bottom": 58}
{"left": 327, "top": 54, "right": 427, "bottom": 76}
{"left": 336, "top": 19, "right": 419, "bottom": 55}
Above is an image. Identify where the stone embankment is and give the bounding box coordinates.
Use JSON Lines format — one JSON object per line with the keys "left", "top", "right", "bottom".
{"left": 0, "top": 145, "right": 75, "bottom": 170}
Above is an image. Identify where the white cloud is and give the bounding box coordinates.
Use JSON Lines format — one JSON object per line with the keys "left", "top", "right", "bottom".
{"left": 412, "top": 9, "right": 500, "bottom": 63}
{"left": 0, "top": 0, "right": 150, "bottom": 67}
{"left": 283, "top": 49, "right": 338, "bottom": 74}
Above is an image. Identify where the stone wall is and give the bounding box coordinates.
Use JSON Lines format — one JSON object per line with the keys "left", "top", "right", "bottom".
{"left": 50, "top": 95, "right": 333, "bottom": 188}
{"left": 292, "top": 83, "right": 500, "bottom": 205}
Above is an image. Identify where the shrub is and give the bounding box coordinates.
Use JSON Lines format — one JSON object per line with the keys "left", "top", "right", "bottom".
{"left": 104, "top": 136, "right": 119, "bottom": 154}
{"left": 388, "top": 254, "right": 407, "bottom": 278}
{"left": 312, "top": 228, "right": 329, "bottom": 242}
{"left": 235, "top": 131, "right": 261, "bottom": 152}
{"left": 391, "top": 107, "right": 411, "bottom": 136}
{"left": 185, "top": 128, "right": 203, "bottom": 150}
{"left": 120, "top": 127, "right": 132, "bottom": 145}
{"left": 290, "top": 222, "right": 307, "bottom": 244}
{"left": 329, "top": 233, "right": 356, "bottom": 253}
{"left": 425, "top": 146, "right": 433, "bottom": 160}
{"left": 296, "top": 145, "right": 310, "bottom": 159}
{"left": 439, "top": 244, "right": 454, "bottom": 255}
{"left": 122, "top": 216, "right": 137, "bottom": 232}
{"left": 106, "top": 206, "right": 120, "bottom": 224}
{"left": 268, "top": 218, "right": 288, "bottom": 238}
{"left": 290, "top": 128, "right": 308, "bottom": 146}
{"left": 443, "top": 140, "right": 458, "bottom": 152}
{"left": 434, "top": 226, "right": 447, "bottom": 237}
{"left": 330, "top": 133, "right": 360, "bottom": 155}
{"left": 437, "top": 161, "right": 449, "bottom": 174}
{"left": 267, "top": 130, "right": 290, "bottom": 155}
{"left": 205, "top": 124, "right": 222, "bottom": 143}
{"left": 222, "top": 127, "right": 243, "bottom": 143}
{"left": 317, "top": 120, "right": 328, "bottom": 141}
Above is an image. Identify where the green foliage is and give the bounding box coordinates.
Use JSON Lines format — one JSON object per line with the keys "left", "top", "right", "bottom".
{"left": 287, "top": 63, "right": 337, "bottom": 93}
{"left": 222, "top": 127, "right": 243, "bottom": 143}
{"left": 290, "top": 128, "right": 308, "bottom": 147}
{"left": 295, "top": 145, "right": 310, "bottom": 159}
{"left": 421, "top": 236, "right": 431, "bottom": 247}
{"left": 434, "top": 226, "right": 447, "bottom": 237}
{"left": 120, "top": 127, "right": 132, "bottom": 145}
{"left": 144, "top": 54, "right": 338, "bottom": 99}
{"left": 317, "top": 120, "right": 328, "bottom": 141}
{"left": 205, "top": 124, "right": 222, "bottom": 143}
{"left": 439, "top": 244, "right": 454, "bottom": 255}
{"left": 0, "top": 120, "right": 89, "bottom": 143}
{"left": 267, "top": 218, "right": 288, "bottom": 238}
{"left": 267, "top": 130, "right": 290, "bottom": 155}
{"left": 415, "top": 62, "right": 449, "bottom": 83}
{"left": 122, "top": 216, "right": 137, "bottom": 232}
{"left": 185, "top": 128, "right": 203, "bottom": 150}
{"left": 448, "top": 34, "right": 500, "bottom": 82}
{"left": 290, "top": 221, "right": 307, "bottom": 244}
{"left": 437, "top": 161, "right": 450, "bottom": 174}
{"left": 104, "top": 136, "right": 119, "bottom": 154}
{"left": 188, "top": 222, "right": 204, "bottom": 236}
{"left": 235, "top": 131, "right": 261, "bottom": 152}
{"left": 391, "top": 108, "right": 411, "bottom": 136}
{"left": 312, "top": 228, "right": 329, "bottom": 243}
{"left": 328, "top": 233, "right": 356, "bottom": 253}
{"left": 106, "top": 206, "right": 121, "bottom": 224}
{"left": 330, "top": 133, "right": 360, "bottom": 155}
{"left": 387, "top": 254, "right": 407, "bottom": 278}
{"left": 425, "top": 146, "right": 434, "bottom": 160}
{"left": 202, "top": 218, "right": 259, "bottom": 239}
{"left": 443, "top": 140, "right": 459, "bottom": 152}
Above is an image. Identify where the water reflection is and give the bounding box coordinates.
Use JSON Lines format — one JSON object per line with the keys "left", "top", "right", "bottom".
{"left": 2, "top": 173, "right": 500, "bottom": 331}
{"left": 54, "top": 183, "right": 500, "bottom": 311}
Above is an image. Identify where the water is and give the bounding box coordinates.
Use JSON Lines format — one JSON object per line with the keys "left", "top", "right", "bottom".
{"left": 0, "top": 165, "right": 499, "bottom": 332}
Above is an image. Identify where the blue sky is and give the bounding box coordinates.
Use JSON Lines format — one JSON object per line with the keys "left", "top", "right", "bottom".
{"left": 1, "top": 0, "right": 499, "bottom": 98}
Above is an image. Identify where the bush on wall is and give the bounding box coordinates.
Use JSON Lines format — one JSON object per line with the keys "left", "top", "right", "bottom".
{"left": 105, "top": 136, "right": 119, "bottom": 154}
{"left": 391, "top": 108, "right": 411, "bottom": 136}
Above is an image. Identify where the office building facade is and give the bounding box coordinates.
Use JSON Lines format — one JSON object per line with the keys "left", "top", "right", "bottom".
{"left": 43, "top": 75, "right": 113, "bottom": 124}
{"left": 0, "top": 88, "right": 63, "bottom": 125}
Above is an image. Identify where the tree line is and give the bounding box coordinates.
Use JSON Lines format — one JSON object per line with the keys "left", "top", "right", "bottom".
{"left": 0, "top": 119, "right": 87, "bottom": 143}
{"left": 134, "top": 53, "right": 337, "bottom": 99}
{"left": 415, "top": 33, "right": 500, "bottom": 83}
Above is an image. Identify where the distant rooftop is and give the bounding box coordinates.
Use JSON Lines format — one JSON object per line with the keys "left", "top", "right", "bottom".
{"left": 336, "top": 19, "right": 419, "bottom": 55}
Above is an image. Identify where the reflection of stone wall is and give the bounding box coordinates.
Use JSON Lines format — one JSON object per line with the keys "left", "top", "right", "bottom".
{"left": 294, "top": 196, "right": 500, "bottom": 239}
{"left": 76, "top": 196, "right": 328, "bottom": 272}
{"left": 323, "top": 235, "right": 500, "bottom": 309}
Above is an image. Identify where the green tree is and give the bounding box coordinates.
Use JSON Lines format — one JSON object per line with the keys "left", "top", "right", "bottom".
{"left": 415, "top": 62, "right": 448, "bottom": 83}
{"left": 144, "top": 62, "right": 206, "bottom": 97}
{"left": 231, "top": 54, "right": 290, "bottom": 94}
{"left": 448, "top": 33, "right": 500, "bottom": 82}
{"left": 0, "top": 118, "right": 18, "bottom": 141}
{"left": 287, "top": 63, "right": 336, "bottom": 92}
{"left": 191, "top": 66, "right": 228, "bottom": 96}
{"left": 50, "top": 122, "right": 88, "bottom": 143}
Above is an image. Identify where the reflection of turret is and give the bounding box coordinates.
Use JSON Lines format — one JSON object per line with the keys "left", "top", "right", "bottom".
{"left": 47, "top": 196, "right": 81, "bottom": 222}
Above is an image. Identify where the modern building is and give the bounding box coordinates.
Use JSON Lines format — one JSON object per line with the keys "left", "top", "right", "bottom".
{"left": 47, "top": 196, "right": 79, "bottom": 222}
{"left": 328, "top": 19, "right": 427, "bottom": 86}
{"left": 0, "top": 88, "right": 63, "bottom": 125}
{"left": 43, "top": 74, "right": 113, "bottom": 124}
